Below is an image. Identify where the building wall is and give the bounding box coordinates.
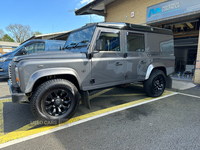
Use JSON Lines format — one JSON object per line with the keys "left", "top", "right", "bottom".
{"left": 194, "top": 29, "right": 200, "bottom": 83}
{"left": 106, "top": 0, "right": 166, "bottom": 24}
{"left": 0, "top": 41, "right": 20, "bottom": 55}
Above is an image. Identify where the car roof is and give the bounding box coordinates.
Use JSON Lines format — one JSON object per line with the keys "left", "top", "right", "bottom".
{"left": 74, "top": 22, "right": 172, "bottom": 35}
{"left": 96, "top": 22, "right": 172, "bottom": 35}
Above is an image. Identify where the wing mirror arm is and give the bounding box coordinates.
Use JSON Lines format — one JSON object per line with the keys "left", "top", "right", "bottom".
{"left": 21, "top": 47, "right": 27, "bottom": 55}
{"left": 87, "top": 39, "right": 102, "bottom": 59}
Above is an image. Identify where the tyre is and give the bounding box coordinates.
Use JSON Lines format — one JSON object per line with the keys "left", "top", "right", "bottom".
{"left": 30, "top": 79, "right": 80, "bottom": 125}
{"left": 144, "top": 70, "right": 166, "bottom": 97}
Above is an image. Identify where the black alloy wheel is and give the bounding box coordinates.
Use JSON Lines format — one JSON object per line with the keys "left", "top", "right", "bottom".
{"left": 144, "top": 70, "right": 166, "bottom": 97}
{"left": 45, "top": 89, "right": 72, "bottom": 116}
{"left": 151, "top": 75, "right": 165, "bottom": 95}
{"left": 30, "top": 79, "right": 80, "bottom": 125}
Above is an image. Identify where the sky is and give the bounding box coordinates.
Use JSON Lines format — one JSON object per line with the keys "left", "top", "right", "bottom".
{"left": 0, "top": 0, "right": 104, "bottom": 35}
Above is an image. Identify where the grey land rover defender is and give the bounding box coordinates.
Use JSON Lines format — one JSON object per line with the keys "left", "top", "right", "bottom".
{"left": 8, "top": 22, "right": 175, "bottom": 125}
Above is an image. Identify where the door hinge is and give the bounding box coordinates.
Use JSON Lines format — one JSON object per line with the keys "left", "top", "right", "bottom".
{"left": 124, "top": 53, "right": 127, "bottom": 58}
{"left": 90, "top": 79, "right": 95, "bottom": 84}
{"left": 87, "top": 53, "right": 92, "bottom": 59}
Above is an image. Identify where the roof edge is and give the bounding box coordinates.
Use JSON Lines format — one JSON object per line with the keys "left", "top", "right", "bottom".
{"left": 75, "top": 0, "right": 107, "bottom": 16}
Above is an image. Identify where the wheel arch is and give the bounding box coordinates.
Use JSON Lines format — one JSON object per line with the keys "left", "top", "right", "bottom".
{"left": 145, "top": 63, "right": 167, "bottom": 80}
{"left": 25, "top": 68, "right": 82, "bottom": 94}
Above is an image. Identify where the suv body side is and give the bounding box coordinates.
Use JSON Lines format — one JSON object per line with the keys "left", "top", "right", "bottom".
{"left": 12, "top": 25, "right": 174, "bottom": 94}
{"left": 8, "top": 22, "right": 174, "bottom": 125}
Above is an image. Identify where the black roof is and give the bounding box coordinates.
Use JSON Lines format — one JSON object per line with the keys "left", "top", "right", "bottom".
{"left": 65, "top": 22, "right": 172, "bottom": 36}
{"left": 96, "top": 22, "right": 173, "bottom": 35}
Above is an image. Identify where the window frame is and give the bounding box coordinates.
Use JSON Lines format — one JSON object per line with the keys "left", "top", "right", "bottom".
{"left": 92, "top": 28, "right": 122, "bottom": 53}
{"left": 94, "top": 30, "right": 121, "bottom": 52}
{"left": 34, "top": 42, "right": 45, "bottom": 53}
{"left": 126, "top": 31, "right": 145, "bottom": 52}
{"left": 25, "top": 42, "right": 45, "bottom": 55}
{"left": 25, "top": 43, "right": 35, "bottom": 55}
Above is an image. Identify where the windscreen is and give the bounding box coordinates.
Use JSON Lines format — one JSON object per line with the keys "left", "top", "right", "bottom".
{"left": 64, "top": 26, "right": 95, "bottom": 53}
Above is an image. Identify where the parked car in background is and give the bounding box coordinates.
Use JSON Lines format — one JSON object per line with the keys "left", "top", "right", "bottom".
{"left": 0, "top": 39, "right": 65, "bottom": 78}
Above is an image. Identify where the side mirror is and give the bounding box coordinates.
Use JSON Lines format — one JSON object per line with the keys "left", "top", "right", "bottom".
{"left": 21, "top": 47, "right": 27, "bottom": 55}
{"left": 96, "top": 39, "right": 103, "bottom": 51}
{"left": 59, "top": 46, "right": 64, "bottom": 51}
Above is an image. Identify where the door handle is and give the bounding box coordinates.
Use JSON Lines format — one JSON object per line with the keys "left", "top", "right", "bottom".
{"left": 140, "top": 60, "right": 146, "bottom": 64}
{"left": 115, "top": 62, "right": 123, "bottom": 66}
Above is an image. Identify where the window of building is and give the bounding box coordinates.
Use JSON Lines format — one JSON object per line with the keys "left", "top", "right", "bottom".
{"left": 127, "top": 33, "right": 145, "bottom": 52}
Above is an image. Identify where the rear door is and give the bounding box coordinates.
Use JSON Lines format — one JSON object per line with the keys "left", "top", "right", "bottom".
{"left": 124, "top": 31, "right": 149, "bottom": 82}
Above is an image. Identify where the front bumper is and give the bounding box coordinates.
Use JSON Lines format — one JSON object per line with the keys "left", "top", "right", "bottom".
{"left": 0, "top": 72, "right": 9, "bottom": 79}
{"left": 8, "top": 80, "right": 29, "bottom": 103}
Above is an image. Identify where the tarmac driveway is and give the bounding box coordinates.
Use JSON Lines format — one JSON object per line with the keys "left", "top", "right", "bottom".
{"left": 0, "top": 79, "right": 200, "bottom": 149}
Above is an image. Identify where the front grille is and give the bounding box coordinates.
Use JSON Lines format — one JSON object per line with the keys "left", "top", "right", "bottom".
{"left": 8, "top": 63, "right": 12, "bottom": 84}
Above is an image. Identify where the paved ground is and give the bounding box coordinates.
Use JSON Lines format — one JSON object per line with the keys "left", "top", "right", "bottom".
{"left": 0, "top": 79, "right": 200, "bottom": 149}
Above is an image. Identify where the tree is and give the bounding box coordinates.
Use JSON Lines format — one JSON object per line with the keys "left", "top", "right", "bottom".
{"left": 31, "top": 31, "right": 42, "bottom": 36}
{"left": 34, "top": 31, "right": 42, "bottom": 35}
{"left": 0, "top": 29, "right": 4, "bottom": 40}
{"left": 6, "top": 24, "right": 32, "bottom": 43}
{"left": 2, "top": 34, "right": 15, "bottom": 42}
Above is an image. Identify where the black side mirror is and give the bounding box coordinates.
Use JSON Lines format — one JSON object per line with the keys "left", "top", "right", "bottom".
{"left": 21, "top": 47, "right": 27, "bottom": 55}
{"left": 96, "top": 39, "right": 103, "bottom": 51}
{"left": 59, "top": 46, "right": 64, "bottom": 51}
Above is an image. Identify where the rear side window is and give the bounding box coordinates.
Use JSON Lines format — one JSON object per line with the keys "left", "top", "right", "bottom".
{"left": 97, "top": 32, "right": 120, "bottom": 51}
{"left": 160, "top": 40, "right": 174, "bottom": 52}
{"left": 127, "top": 32, "right": 145, "bottom": 52}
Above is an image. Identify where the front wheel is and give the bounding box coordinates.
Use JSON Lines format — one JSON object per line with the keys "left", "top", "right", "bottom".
{"left": 144, "top": 70, "right": 166, "bottom": 97}
{"left": 30, "top": 79, "right": 80, "bottom": 125}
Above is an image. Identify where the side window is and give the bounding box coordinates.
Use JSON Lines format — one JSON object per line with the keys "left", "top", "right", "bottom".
{"left": 127, "top": 33, "right": 145, "bottom": 52}
{"left": 97, "top": 32, "right": 120, "bottom": 51}
{"left": 25, "top": 44, "right": 34, "bottom": 55}
{"left": 35, "top": 42, "right": 45, "bottom": 53}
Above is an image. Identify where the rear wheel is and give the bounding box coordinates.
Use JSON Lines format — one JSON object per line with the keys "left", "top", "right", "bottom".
{"left": 30, "top": 79, "right": 80, "bottom": 125}
{"left": 144, "top": 70, "right": 166, "bottom": 97}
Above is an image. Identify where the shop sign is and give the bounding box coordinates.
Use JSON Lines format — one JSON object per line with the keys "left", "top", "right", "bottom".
{"left": 146, "top": 0, "right": 200, "bottom": 23}
{"left": 3, "top": 49, "right": 12, "bottom": 52}
{"left": 131, "top": 12, "right": 134, "bottom": 18}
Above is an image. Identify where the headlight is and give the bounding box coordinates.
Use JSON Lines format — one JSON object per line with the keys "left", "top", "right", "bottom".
{"left": 0, "top": 56, "right": 9, "bottom": 62}
{"left": 15, "top": 66, "right": 20, "bottom": 86}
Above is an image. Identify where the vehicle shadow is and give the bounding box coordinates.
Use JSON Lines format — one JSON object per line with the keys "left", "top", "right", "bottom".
{"left": 75, "top": 84, "right": 146, "bottom": 118}
{"left": 1, "top": 84, "right": 146, "bottom": 138}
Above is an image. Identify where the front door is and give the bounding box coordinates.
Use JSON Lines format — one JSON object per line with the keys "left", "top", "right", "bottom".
{"left": 91, "top": 28, "right": 125, "bottom": 88}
